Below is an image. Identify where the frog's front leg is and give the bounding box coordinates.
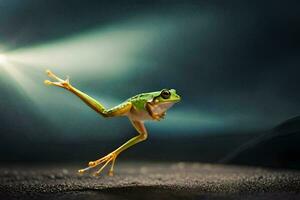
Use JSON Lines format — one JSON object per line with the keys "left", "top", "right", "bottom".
{"left": 145, "top": 102, "right": 166, "bottom": 121}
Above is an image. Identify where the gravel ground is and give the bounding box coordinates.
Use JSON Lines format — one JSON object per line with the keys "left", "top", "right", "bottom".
{"left": 0, "top": 162, "right": 300, "bottom": 199}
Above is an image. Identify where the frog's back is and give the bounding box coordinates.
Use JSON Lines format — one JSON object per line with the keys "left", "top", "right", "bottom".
{"left": 127, "top": 91, "right": 160, "bottom": 111}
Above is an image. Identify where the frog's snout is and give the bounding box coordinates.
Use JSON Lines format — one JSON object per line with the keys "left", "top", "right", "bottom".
{"left": 175, "top": 94, "right": 181, "bottom": 101}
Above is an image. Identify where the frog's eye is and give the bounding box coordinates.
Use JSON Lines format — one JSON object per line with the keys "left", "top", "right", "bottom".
{"left": 160, "top": 89, "right": 171, "bottom": 99}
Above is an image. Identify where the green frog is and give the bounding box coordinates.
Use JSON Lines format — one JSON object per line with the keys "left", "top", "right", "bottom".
{"left": 44, "top": 70, "right": 181, "bottom": 176}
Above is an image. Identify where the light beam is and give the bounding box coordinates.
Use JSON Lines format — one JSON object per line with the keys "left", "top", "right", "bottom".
{"left": 0, "top": 54, "right": 8, "bottom": 65}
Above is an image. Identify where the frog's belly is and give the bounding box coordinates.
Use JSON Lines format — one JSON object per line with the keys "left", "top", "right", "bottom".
{"left": 127, "top": 109, "right": 152, "bottom": 121}
{"left": 127, "top": 102, "right": 174, "bottom": 121}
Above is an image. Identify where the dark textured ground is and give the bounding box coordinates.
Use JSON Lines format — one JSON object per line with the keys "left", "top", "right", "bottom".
{"left": 0, "top": 162, "right": 300, "bottom": 200}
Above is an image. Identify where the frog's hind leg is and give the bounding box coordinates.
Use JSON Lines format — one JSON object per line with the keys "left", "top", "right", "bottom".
{"left": 78, "top": 120, "right": 147, "bottom": 176}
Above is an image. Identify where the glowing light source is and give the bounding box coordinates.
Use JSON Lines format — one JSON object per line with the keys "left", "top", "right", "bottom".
{"left": 0, "top": 54, "right": 7, "bottom": 65}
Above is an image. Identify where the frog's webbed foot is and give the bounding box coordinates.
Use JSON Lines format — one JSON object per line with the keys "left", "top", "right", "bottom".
{"left": 44, "top": 70, "right": 71, "bottom": 90}
{"left": 160, "top": 112, "right": 166, "bottom": 119}
{"left": 153, "top": 112, "right": 166, "bottom": 121}
{"left": 78, "top": 152, "right": 118, "bottom": 176}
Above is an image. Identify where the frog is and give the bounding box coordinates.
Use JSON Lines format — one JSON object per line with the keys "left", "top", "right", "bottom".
{"left": 44, "top": 70, "right": 181, "bottom": 176}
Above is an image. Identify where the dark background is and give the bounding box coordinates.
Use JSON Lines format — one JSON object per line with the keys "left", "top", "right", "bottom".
{"left": 0, "top": 0, "right": 300, "bottom": 169}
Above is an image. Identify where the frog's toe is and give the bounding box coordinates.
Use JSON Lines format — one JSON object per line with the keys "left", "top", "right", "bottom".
{"left": 77, "top": 166, "right": 93, "bottom": 174}
{"left": 45, "top": 70, "right": 71, "bottom": 89}
{"left": 46, "top": 70, "right": 63, "bottom": 82}
{"left": 44, "top": 80, "right": 64, "bottom": 88}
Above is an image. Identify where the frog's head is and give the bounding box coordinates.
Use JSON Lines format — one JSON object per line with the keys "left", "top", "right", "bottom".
{"left": 149, "top": 89, "right": 180, "bottom": 115}
{"left": 151, "top": 89, "right": 181, "bottom": 105}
